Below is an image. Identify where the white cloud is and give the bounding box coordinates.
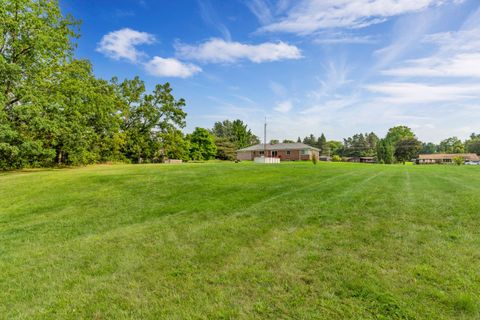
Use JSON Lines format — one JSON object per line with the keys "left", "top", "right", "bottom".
{"left": 175, "top": 38, "right": 302, "bottom": 63}
{"left": 383, "top": 53, "right": 480, "bottom": 78}
{"left": 368, "top": 8, "right": 480, "bottom": 105}
{"left": 256, "top": 0, "right": 459, "bottom": 35}
{"left": 144, "top": 57, "right": 201, "bottom": 78}
{"left": 383, "top": 27, "right": 480, "bottom": 78}
{"left": 274, "top": 100, "right": 293, "bottom": 113}
{"left": 97, "top": 28, "right": 155, "bottom": 63}
{"left": 314, "top": 34, "right": 376, "bottom": 45}
{"left": 365, "top": 82, "right": 480, "bottom": 104}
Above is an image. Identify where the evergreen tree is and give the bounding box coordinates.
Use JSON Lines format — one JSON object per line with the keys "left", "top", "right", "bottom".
{"left": 318, "top": 133, "right": 329, "bottom": 155}
{"left": 215, "top": 137, "right": 236, "bottom": 160}
{"left": 303, "top": 134, "right": 317, "bottom": 147}
{"left": 376, "top": 139, "right": 395, "bottom": 164}
{"left": 211, "top": 119, "right": 259, "bottom": 150}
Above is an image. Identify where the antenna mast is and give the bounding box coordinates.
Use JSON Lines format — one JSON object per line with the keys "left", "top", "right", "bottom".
{"left": 264, "top": 116, "right": 267, "bottom": 157}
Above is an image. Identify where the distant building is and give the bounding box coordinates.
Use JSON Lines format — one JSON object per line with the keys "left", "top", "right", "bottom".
{"left": 344, "top": 157, "right": 376, "bottom": 163}
{"left": 417, "top": 153, "right": 480, "bottom": 164}
{"left": 236, "top": 143, "right": 320, "bottom": 161}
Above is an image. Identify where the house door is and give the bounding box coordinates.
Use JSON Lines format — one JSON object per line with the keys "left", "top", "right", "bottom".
{"left": 272, "top": 151, "right": 278, "bottom": 157}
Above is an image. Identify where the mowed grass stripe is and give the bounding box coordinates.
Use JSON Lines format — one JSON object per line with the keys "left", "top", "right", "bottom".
{"left": 1, "top": 162, "right": 480, "bottom": 319}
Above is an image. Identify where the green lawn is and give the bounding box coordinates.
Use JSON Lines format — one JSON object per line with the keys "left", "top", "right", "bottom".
{"left": 1, "top": 162, "right": 480, "bottom": 319}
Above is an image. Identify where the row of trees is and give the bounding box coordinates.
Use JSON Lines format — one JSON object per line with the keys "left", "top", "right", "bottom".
{"left": 1, "top": 0, "right": 194, "bottom": 169}
{"left": 0, "top": 0, "right": 252, "bottom": 169}
{"left": 294, "top": 127, "right": 480, "bottom": 164}
{"left": 2, "top": 1, "right": 478, "bottom": 169}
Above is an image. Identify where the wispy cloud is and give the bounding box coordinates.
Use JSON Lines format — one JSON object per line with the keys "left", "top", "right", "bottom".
{"left": 365, "top": 82, "right": 480, "bottom": 104}
{"left": 197, "top": 0, "right": 231, "bottom": 41}
{"left": 371, "top": 7, "right": 444, "bottom": 72}
{"left": 269, "top": 81, "right": 287, "bottom": 97}
{"left": 253, "top": 0, "right": 458, "bottom": 35}
{"left": 368, "top": 6, "right": 480, "bottom": 103}
{"left": 314, "top": 33, "right": 376, "bottom": 45}
{"left": 97, "top": 28, "right": 155, "bottom": 63}
{"left": 274, "top": 100, "right": 293, "bottom": 113}
{"left": 310, "top": 59, "right": 352, "bottom": 99}
{"left": 245, "top": 0, "right": 273, "bottom": 24}
{"left": 175, "top": 38, "right": 302, "bottom": 63}
{"left": 383, "top": 27, "right": 480, "bottom": 78}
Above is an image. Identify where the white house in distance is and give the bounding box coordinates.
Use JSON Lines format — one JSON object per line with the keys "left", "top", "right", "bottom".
{"left": 237, "top": 143, "right": 320, "bottom": 161}
{"left": 417, "top": 153, "right": 480, "bottom": 164}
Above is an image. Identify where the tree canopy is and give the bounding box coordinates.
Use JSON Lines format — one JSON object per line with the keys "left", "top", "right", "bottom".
{"left": 211, "top": 119, "right": 259, "bottom": 149}
{"left": 188, "top": 128, "right": 217, "bottom": 161}
{"left": 0, "top": 0, "right": 196, "bottom": 169}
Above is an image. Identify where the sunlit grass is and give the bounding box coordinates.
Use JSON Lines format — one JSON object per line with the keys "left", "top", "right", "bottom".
{"left": 1, "top": 162, "right": 479, "bottom": 319}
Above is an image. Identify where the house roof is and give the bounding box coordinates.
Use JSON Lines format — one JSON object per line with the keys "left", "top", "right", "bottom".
{"left": 237, "top": 143, "right": 320, "bottom": 152}
{"left": 418, "top": 153, "right": 480, "bottom": 161}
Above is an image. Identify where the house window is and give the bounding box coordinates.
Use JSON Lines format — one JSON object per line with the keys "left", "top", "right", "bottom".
{"left": 259, "top": 151, "right": 264, "bottom": 155}
{"left": 272, "top": 150, "right": 278, "bottom": 157}
{"left": 286, "top": 150, "right": 291, "bottom": 155}
{"left": 301, "top": 149, "right": 310, "bottom": 155}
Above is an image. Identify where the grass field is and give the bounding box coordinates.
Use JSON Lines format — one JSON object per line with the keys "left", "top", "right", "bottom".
{"left": 1, "top": 162, "right": 480, "bottom": 319}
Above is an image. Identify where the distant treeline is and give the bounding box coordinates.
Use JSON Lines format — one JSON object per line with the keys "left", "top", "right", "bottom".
{"left": 292, "top": 129, "right": 480, "bottom": 164}
{"left": 1, "top": 1, "right": 479, "bottom": 170}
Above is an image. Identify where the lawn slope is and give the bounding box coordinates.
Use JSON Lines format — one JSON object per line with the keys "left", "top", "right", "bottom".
{"left": 1, "top": 162, "right": 479, "bottom": 319}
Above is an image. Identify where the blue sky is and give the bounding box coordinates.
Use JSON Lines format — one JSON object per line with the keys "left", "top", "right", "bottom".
{"left": 62, "top": 0, "right": 480, "bottom": 143}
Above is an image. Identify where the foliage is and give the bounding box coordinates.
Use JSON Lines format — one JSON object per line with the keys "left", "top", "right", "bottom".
{"left": 302, "top": 134, "right": 317, "bottom": 147}
{"left": 453, "top": 156, "right": 465, "bottom": 165}
{"left": 117, "top": 78, "right": 187, "bottom": 163}
{"left": 318, "top": 133, "right": 329, "bottom": 155}
{"left": 385, "top": 126, "right": 415, "bottom": 145}
{"left": 215, "top": 137, "right": 236, "bottom": 160}
{"left": 328, "top": 141, "right": 343, "bottom": 156}
{"left": 376, "top": 139, "right": 395, "bottom": 164}
{"left": 438, "top": 137, "right": 465, "bottom": 154}
{"left": 160, "top": 128, "right": 190, "bottom": 161}
{"left": 342, "top": 132, "right": 378, "bottom": 157}
{"left": 1, "top": 0, "right": 78, "bottom": 169}
{"left": 0, "top": 0, "right": 189, "bottom": 169}
{"left": 269, "top": 139, "right": 279, "bottom": 145}
{"left": 465, "top": 133, "right": 480, "bottom": 155}
{"left": 331, "top": 154, "right": 342, "bottom": 162}
{"left": 187, "top": 127, "right": 217, "bottom": 160}
{"left": 212, "top": 119, "right": 259, "bottom": 150}
{"left": 421, "top": 142, "right": 438, "bottom": 154}
{"left": 312, "top": 153, "right": 318, "bottom": 165}
{"left": 394, "top": 137, "right": 422, "bottom": 164}
{"left": 282, "top": 139, "right": 295, "bottom": 143}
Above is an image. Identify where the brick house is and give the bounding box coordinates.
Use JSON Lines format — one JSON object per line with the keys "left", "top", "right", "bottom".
{"left": 236, "top": 143, "right": 320, "bottom": 161}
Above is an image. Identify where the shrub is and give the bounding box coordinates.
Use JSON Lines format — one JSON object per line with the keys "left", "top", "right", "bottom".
{"left": 332, "top": 155, "right": 342, "bottom": 162}
{"left": 312, "top": 154, "right": 318, "bottom": 165}
{"left": 453, "top": 156, "right": 464, "bottom": 165}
